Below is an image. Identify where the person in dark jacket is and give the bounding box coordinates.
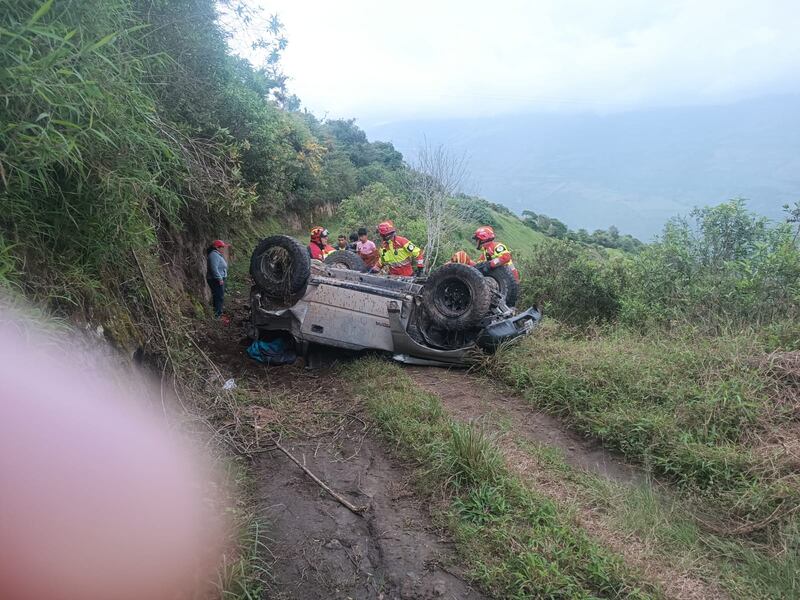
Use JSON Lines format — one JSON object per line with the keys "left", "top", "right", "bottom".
{"left": 348, "top": 232, "right": 359, "bottom": 251}
{"left": 206, "top": 239, "right": 229, "bottom": 317}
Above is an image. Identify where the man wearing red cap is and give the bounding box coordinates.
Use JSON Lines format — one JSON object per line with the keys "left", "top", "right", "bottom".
{"left": 206, "top": 239, "right": 229, "bottom": 317}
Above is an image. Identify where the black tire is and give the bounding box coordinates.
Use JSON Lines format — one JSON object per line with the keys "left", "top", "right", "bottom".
{"left": 324, "top": 250, "right": 366, "bottom": 272}
{"left": 422, "top": 263, "right": 492, "bottom": 331}
{"left": 250, "top": 235, "right": 310, "bottom": 299}
{"left": 485, "top": 265, "right": 519, "bottom": 307}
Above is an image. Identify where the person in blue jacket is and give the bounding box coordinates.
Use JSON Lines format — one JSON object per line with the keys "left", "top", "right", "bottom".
{"left": 206, "top": 239, "right": 229, "bottom": 317}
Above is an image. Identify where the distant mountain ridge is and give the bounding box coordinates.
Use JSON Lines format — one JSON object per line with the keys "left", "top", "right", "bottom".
{"left": 363, "top": 95, "right": 800, "bottom": 240}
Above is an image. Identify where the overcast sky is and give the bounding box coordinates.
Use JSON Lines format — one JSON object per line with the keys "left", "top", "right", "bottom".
{"left": 244, "top": 0, "right": 800, "bottom": 122}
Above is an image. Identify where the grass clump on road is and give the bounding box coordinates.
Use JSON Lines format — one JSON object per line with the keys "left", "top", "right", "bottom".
{"left": 343, "top": 358, "right": 659, "bottom": 599}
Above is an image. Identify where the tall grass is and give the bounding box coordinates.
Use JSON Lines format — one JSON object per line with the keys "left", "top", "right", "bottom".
{"left": 515, "top": 436, "right": 800, "bottom": 599}
{"left": 3, "top": 1, "right": 168, "bottom": 304}
{"left": 494, "top": 322, "right": 799, "bottom": 538}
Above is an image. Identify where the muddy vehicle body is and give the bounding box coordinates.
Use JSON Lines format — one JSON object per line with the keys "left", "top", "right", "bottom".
{"left": 248, "top": 236, "right": 540, "bottom": 367}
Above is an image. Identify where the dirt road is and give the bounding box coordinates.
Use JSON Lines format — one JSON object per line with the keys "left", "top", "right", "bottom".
{"left": 201, "top": 308, "right": 484, "bottom": 599}
{"left": 202, "top": 289, "right": 720, "bottom": 598}
{"left": 406, "top": 366, "right": 643, "bottom": 485}
{"left": 256, "top": 420, "right": 486, "bottom": 599}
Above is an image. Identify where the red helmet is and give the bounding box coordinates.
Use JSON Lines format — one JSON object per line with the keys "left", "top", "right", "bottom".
{"left": 310, "top": 226, "right": 329, "bottom": 243}
{"left": 451, "top": 250, "right": 471, "bottom": 264}
{"left": 376, "top": 220, "right": 396, "bottom": 239}
{"left": 472, "top": 226, "right": 495, "bottom": 247}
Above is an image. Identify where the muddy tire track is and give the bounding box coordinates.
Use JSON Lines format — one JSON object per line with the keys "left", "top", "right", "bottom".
{"left": 256, "top": 421, "right": 487, "bottom": 600}
{"left": 408, "top": 366, "right": 643, "bottom": 485}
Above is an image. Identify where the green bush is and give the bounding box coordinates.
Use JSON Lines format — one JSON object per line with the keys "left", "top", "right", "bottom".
{"left": 621, "top": 200, "right": 800, "bottom": 331}
{"left": 454, "top": 195, "right": 498, "bottom": 227}
{"left": 336, "top": 183, "right": 428, "bottom": 245}
{"left": 517, "top": 201, "right": 800, "bottom": 333}
{"left": 516, "top": 238, "right": 627, "bottom": 325}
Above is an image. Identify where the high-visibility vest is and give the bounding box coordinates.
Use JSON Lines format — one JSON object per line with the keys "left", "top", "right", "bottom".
{"left": 379, "top": 236, "right": 424, "bottom": 275}
{"left": 477, "top": 241, "right": 512, "bottom": 267}
{"left": 477, "top": 241, "right": 519, "bottom": 280}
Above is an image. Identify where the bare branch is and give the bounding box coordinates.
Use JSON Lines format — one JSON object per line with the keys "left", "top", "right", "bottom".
{"left": 405, "top": 139, "right": 468, "bottom": 269}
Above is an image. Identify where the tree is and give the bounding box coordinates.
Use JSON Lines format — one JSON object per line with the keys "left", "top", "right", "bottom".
{"left": 691, "top": 199, "right": 766, "bottom": 268}
{"left": 784, "top": 201, "right": 800, "bottom": 242}
{"left": 405, "top": 142, "right": 467, "bottom": 270}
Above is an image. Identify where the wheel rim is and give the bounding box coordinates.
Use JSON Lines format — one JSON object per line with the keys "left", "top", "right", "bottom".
{"left": 433, "top": 278, "right": 472, "bottom": 317}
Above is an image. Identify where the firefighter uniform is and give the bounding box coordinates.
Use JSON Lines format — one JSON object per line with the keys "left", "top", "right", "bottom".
{"left": 476, "top": 241, "right": 519, "bottom": 281}
{"left": 308, "top": 242, "right": 335, "bottom": 261}
{"left": 379, "top": 236, "right": 424, "bottom": 276}
{"left": 308, "top": 226, "right": 335, "bottom": 261}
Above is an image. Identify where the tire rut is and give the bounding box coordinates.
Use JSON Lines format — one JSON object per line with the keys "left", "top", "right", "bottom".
{"left": 256, "top": 419, "right": 487, "bottom": 600}
{"left": 407, "top": 366, "right": 643, "bottom": 485}
{"left": 406, "top": 366, "right": 728, "bottom": 600}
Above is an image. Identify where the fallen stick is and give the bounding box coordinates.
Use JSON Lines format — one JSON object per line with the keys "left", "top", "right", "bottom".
{"left": 273, "top": 439, "right": 365, "bottom": 516}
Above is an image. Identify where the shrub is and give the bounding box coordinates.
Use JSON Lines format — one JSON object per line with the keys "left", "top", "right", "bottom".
{"left": 621, "top": 200, "right": 800, "bottom": 331}
{"left": 337, "top": 183, "right": 427, "bottom": 245}
{"left": 517, "top": 239, "right": 627, "bottom": 325}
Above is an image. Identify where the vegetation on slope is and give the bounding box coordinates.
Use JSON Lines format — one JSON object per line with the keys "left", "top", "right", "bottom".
{"left": 495, "top": 200, "right": 800, "bottom": 558}
{"left": 0, "top": 0, "right": 407, "bottom": 321}
{"left": 498, "top": 324, "right": 798, "bottom": 519}
{"left": 519, "top": 200, "right": 800, "bottom": 331}
{"left": 521, "top": 210, "right": 644, "bottom": 253}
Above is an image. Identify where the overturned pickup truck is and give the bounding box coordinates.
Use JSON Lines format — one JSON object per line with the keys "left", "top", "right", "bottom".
{"left": 247, "top": 236, "right": 540, "bottom": 367}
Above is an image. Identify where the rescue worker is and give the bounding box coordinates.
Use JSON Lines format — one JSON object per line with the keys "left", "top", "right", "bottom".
{"left": 449, "top": 250, "right": 475, "bottom": 265}
{"left": 308, "top": 226, "right": 335, "bottom": 261}
{"left": 472, "top": 226, "right": 519, "bottom": 281}
{"left": 372, "top": 220, "right": 424, "bottom": 277}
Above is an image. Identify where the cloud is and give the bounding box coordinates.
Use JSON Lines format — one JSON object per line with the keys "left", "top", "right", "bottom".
{"left": 247, "top": 0, "right": 800, "bottom": 119}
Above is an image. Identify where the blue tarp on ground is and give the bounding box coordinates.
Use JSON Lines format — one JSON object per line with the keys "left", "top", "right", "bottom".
{"left": 246, "top": 338, "right": 297, "bottom": 365}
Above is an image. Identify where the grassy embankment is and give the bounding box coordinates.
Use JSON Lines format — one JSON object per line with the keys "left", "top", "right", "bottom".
{"left": 487, "top": 322, "right": 799, "bottom": 598}
{"left": 505, "top": 425, "right": 798, "bottom": 599}
{"left": 343, "top": 358, "right": 660, "bottom": 599}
